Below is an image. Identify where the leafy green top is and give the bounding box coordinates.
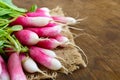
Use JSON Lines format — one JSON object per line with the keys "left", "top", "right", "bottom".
{"left": 0, "top": 0, "right": 29, "bottom": 55}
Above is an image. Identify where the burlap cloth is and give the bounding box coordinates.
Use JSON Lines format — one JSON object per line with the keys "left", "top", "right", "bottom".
{"left": 26, "top": 7, "right": 87, "bottom": 80}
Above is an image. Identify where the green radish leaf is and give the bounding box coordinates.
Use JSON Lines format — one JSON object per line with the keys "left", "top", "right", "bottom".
{"left": 6, "top": 25, "right": 23, "bottom": 34}
{"left": 29, "top": 4, "right": 37, "bottom": 12}
{"left": 0, "top": 41, "right": 4, "bottom": 46}
{"left": 0, "top": 7, "right": 12, "bottom": 16}
{"left": 10, "top": 25, "right": 23, "bottom": 31}
{"left": 0, "top": 0, "right": 27, "bottom": 12}
{"left": 0, "top": 7, "right": 23, "bottom": 17}
{"left": 8, "top": 12, "right": 23, "bottom": 17}
{"left": 0, "top": 18, "right": 9, "bottom": 25}
{"left": 0, "top": 29, "right": 7, "bottom": 37}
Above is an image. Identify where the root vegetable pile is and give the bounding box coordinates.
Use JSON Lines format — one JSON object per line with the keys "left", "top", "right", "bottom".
{"left": 0, "top": 0, "right": 87, "bottom": 80}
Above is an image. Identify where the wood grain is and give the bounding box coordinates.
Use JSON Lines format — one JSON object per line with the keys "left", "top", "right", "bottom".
{"left": 13, "top": 0, "right": 120, "bottom": 80}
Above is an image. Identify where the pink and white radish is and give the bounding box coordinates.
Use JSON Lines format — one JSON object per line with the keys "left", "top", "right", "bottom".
{"left": 29, "top": 46, "right": 67, "bottom": 71}
{"left": 54, "top": 35, "right": 88, "bottom": 67}
{"left": 14, "top": 30, "right": 40, "bottom": 46}
{"left": 26, "top": 12, "right": 51, "bottom": 17}
{"left": 29, "top": 47, "right": 65, "bottom": 62}
{"left": 53, "top": 35, "right": 69, "bottom": 47}
{"left": 52, "top": 16, "right": 84, "bottom": 25}
{"left": 26, "top": 24, "right": 62, "bottom": 37}
{"left": 43, "top": 22, "right": 57, "bottom": 27}
{"left": 8, "top": 53, "right": 27, "bottom": 80}
{"left": 11, "top": 16, "right": 52, "bottom": 28}
{"left": 0, "top": 56, "right": 10, "bottom": 80}
{"left": 36, "top": 38, "right": 61, "bottom": 49}
{"left": 19, "top": 53, "right": 52, "bottom": 78}
{"left": 36, "top": 7, "right": 50, "bottom": 13}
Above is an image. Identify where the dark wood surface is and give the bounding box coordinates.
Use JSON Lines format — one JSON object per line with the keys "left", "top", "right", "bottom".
{"left": 13, "top": 0, "right": 120, "bottom": 80}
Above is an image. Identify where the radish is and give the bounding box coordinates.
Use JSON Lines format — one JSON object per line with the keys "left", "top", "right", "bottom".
{"left": 53, "top": 35, "right": 69, "bottom": 47}
{"left": 36, "top": 7, "right": 50, "bottom": 13}
{"left": 29, "top": 46, "right": 68, "bottom": 71}
{"left": 43, "top": 22, "right": 57, "bottom": 27}
{"left": 11, "top": 16, "right": 52, "bottom": 28}
{"left": 29, "top": 47, "right": 66, "bottom": 62}
{"left": 0, "top": 56, "right": 10, "bottom": 80}
{"left": 52, "top": 16, "right": 84, "bottom": 25}
{"left": 26, "top": 24, "right": 62, "bottom": 37}
{"left": 26, "top": 12, "right": 51, "bottom": 17}
{"left": 31, "top": 47, "right": 57, "bottom": 57}
{"left": 19, "top": 53, "right": 53, "bottom": 78}
{"left": 36, "top": 38, "right": 61, "bottom": 49}
{"left": 14, "top": 30, "right": 40, "bottom": 45}
{"left": 8, "top": 53, "right": 27, "bottom": 80}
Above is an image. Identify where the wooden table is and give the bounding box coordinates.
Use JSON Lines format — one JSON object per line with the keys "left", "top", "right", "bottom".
{"left": 13, "top": 0, "right": 120, "bottom": 80}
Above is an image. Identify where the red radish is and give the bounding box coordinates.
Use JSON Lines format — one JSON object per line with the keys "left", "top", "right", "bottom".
{"left": 52, "top": 16, "right": 83, "bottom": 25}
{"left": 11, "top": 16, "right": 52, "bottom": 28}
{"left": 19, "top": 54, "right": 53, "bottom": 78}
{"left": 8, "top": 53, "right": 27, "bottom": 80}
{"left": 53, "top": 35, "right": 69, "bottom": 47}
{"left": 39, "top": 22, "right": 63, "bottom": 28}
{"left": 0, "top": 56, "right": 10, "bottom": 80}
{"left": 26, "top": 12, "right": 51, "bottom": 17}
{"left": 14, "top": 30, "right": 40, "bottom": 46}
{"left": 36, "top": 38, "right": 61, "bottom": 49}
{"left": 29, "top": 46, "right": 63, "bottom": 70}
{"left": 43, "top": 22, "right": 57, "bottom": 27}
{"left": 30, "top": 47, "right": 57, "bottom": 58}
{"left": 29, "top": 47, "right": 66, "bottom": 62}
{"left": 36, "top": 7, "right": 50, "bottom": 13}
{"left": 26, "top": 24, "right": 62, "bottom": 37}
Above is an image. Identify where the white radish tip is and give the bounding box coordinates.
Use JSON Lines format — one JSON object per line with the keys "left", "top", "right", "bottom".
{"left": 28, "top": 32, "right": 40, "bottom": 45}
{"left": 40, "top": 7, "right": 50, "bottom": 12}
{"left": 66, "top": 17, "right": 77, "bottom": 24}
{"left": 49, "top": 58, "right": 62, "bottom": 70}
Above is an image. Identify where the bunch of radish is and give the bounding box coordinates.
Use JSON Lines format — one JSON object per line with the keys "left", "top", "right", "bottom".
{"left": 0, "top": 7, "right": 84, "bottom": 80}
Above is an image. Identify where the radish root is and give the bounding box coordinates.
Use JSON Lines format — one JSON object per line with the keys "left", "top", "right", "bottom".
{"left": 69, "top": 26, "right": 84, "bottom": 31}
{"left": 38, "top": 70, "right": 54, "bottom": 79}
{"left": 59, "top": 66, "right": 69, "bottom": 75}
{"left": 65, "top": 42, "right": 88, "bottom": 67}
{"left": 56, "top": 56, "right": 66, "bottom": 62}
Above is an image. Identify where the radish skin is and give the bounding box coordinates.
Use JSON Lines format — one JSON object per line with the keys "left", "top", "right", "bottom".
{"left": 29, "top": 47, "right": 66, "bottom": 62}
{"left": 37, "top": 38, "right": 61, "bottom": 49}
{"left": 14, "top": 30, "right": 40, "bottom": 45}
{"left": 26, "top": 24, "right": 62, "bottom": 37}
{"left": 29, "top": 47, "right": 57, "bottom": 58}
{"left": 36, "top": 7, "right": 50, "bottom": 13}
{"left": 26, "top": 12, "right": 51, "bottom": 17}
{"left": 8, "top": 53, "right": 27, "bottom": 80}
{"left": 52, "top": 16, "right": 77, "bottom": 25}
{"left": 11, "top": 16, "right": 52, "bottom": 28}
{"left": 0, "top": 56, "right": 10, "bottom": 80}
{"left": 53, "top": 35, "right": 69, "bottom": 47}
{"left": 42, "top": 22, "right": 57, "bottom": 27}
{"left": 29, "top": 46, "right": 62, "bottom": 70}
